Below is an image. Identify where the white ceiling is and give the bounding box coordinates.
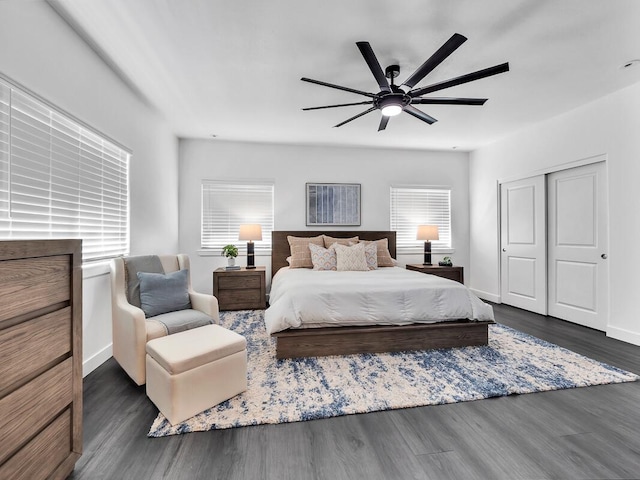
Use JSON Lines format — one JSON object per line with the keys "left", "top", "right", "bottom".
{"left": 50, "top": 0, "right": 640, "bottom": 151}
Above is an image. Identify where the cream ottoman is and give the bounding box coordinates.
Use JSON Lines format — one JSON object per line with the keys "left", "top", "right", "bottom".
{"left": 145, "top": 324, "right": 247, "bottom": 425}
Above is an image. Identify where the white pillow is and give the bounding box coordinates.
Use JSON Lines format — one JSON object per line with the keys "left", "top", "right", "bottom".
{"left": 334, "top": 243, "right": 369, "bottom": 272}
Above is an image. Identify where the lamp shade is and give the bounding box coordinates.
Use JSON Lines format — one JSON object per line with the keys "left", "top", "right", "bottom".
{"left": 239, "top": 224, "right": 263, "bottom": 241}
{"left": 416, "top": 225, "right": 439, "bottom": 241}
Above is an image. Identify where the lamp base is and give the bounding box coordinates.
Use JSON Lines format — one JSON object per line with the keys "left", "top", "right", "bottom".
{"left": 246, "top": 241, "right": 256, "bottom": 269}
{"left": 423, "top": 241, "right": 432, "bottom": 266}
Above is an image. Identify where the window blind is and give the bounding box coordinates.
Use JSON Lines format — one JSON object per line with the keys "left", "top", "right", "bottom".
{"left": 0, "top": 83, "right": 9, "bottom": 219}
{"left": 390, "top": 186, "right": 452, "bottom": 253}
{"left": 201, "top": 181, "right": 274, "bottom": 253}
{"left": 0, "top": 79, "right": 130, "bottom": 262}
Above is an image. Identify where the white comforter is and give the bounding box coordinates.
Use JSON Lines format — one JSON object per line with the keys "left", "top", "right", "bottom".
{"left": 264, "top": 267, "right": 494, "bottom": 334}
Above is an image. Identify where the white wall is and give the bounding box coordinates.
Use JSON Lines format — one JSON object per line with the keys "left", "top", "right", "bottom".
{"left": 179, "top": 139, "right": 470, "bottom": 294}
{"left": 469, "top": 81, "right": 640, "bottom": 345}
{"left": 0, "top": 2, "right": 180, "bottom": 375}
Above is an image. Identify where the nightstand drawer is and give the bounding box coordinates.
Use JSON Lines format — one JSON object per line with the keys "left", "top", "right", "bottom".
{"left": 429, "top": 270, "right": 461, "bottom": 282}
{"left": 218, "top": 275, "right": 261, "bottom": 290}
{"left": 406, "top": 264, "right": 464, "bottom": 284}
{"left": 217, "top": 289, "right": 262, "bottom": 309}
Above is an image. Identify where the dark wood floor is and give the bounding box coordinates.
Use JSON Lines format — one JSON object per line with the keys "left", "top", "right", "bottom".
{"left": 69, "top": 304, "right": 640, "bottom": 480}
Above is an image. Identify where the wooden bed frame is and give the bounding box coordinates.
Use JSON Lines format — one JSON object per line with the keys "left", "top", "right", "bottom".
{"left": 270, "top": 230, "right": 493, "bottom": 359}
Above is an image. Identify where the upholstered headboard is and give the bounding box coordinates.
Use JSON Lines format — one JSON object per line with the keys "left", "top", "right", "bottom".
{"left": 271, "top": 230, "right": 397, "bottom": 277}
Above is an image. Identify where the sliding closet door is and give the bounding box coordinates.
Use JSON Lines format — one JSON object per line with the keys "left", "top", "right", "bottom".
{"left": 547, "top": 162, "right": 608, "bottom": 330}
{"left": 500, "top": 176, "right": 547, "bottom": 315}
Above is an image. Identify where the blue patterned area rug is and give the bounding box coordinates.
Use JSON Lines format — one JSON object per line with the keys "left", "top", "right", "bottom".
{"left": 148, "top": 310, "right": 638, "bottom": 437}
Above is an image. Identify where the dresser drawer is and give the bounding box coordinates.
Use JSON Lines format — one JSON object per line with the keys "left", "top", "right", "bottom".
{"left": 0, "top": 408, "right": 72, "bottom": 480}
{"left": 218, "top": 274, "right": 261, "bottom": 290}
{"left": 0, "top": 358, "right": 73, "bottom": 465}
{"left": 0, "top": 307, "right": 72, "bottom": 392}
{"left": 0, "top": 255, "right": 71, "bottom": 324}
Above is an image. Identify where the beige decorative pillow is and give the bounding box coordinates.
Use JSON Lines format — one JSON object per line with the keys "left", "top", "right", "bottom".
{"left": 287, "top": 235, "right": 325, "bottom": 268}
{"left": 364, "top": 242, "right": 378, "bottom": 270}
{"left": 322, "top": 235, "right": 359, "bottom": 249}
{"left": 334, "top": 243, "right": 369, "bottom": 271}
{"left": 361, "top": 238, "right": 395, "bottom": 267}
{"left": 309, "top": 243, "right": 337, "bottom": 271}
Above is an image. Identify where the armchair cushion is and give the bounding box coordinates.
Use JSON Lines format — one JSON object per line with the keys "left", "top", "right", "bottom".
{"left": 138, "top": 269, "right": 192, "bottom": 318}
{"left": 124, "top": 255, "right": 165, "bottom": 307}
{"left": 148, "top": 309, "right": 214, "bottom": 338}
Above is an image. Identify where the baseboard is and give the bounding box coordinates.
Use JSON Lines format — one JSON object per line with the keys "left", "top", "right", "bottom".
{"left": 83, "top": 343, "right": 113, "bottom": 377}
{"left": 607, "top": 325, "right": 640, "bottom": 347}
{"left": 469, "top": 288, "right": 501, "bottom": 304}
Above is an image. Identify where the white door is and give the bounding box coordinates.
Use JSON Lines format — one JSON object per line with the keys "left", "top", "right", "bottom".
{"left": 500, "top": 176, "right": 547, "bottom": 315}
{"left": 547, "top": 162, "right": 608, "bottom": 330}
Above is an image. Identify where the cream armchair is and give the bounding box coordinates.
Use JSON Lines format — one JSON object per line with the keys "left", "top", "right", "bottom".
{"left": 110, "top": 254, "right": 219, "bottom": 385}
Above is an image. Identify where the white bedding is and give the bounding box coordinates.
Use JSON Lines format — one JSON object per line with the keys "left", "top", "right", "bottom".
{"left": 264, "top": 266, "right": 494, "bottom": 334}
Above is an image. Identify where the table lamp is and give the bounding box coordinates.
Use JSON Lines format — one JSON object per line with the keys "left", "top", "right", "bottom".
{"left": 239, "top": 224, "right": 262, "bottom": 269}
{"left": 417, "top": 225, "right": 439, "bottom": 266}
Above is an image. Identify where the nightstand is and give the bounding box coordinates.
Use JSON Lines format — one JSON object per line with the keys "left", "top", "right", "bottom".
{"left": 406, "top": 264, "right": 464, "bottom": 284}
{"left": 213, "top": 266, "right": 267, "bottom": 310}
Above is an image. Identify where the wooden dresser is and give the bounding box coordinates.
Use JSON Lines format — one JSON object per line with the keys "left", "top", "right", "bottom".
{"left": 0, "top": 239, "right": 82, "bottom": 480}
{"left": 213, "top": 266, "right": 267, "bottom": 310}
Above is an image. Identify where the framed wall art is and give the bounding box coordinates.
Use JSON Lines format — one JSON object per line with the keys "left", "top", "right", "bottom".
{"left": 306, "top": 183, "right": 361, "bottom": 226}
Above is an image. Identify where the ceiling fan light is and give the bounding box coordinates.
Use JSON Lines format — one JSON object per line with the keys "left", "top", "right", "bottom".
{"left": 381, "top": 104, "right": 402, "bottom": 116}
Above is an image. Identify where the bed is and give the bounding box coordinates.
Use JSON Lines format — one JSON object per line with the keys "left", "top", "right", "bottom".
{"left": 267, "top": 230, "right": 495, "bottom": 359}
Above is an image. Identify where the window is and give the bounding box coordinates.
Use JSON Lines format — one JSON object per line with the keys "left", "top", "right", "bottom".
{"left": 0, "top": 77, "right": 130, "bottom": 262}
{"left": 390, "top": 186, "right": 452, "bottom": 253}
{"left": 201, "top": 181, "right": 274, "bottom": 253}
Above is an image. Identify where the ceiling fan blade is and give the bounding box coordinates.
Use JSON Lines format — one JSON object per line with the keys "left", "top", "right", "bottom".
{"left": 301, "top": 77, "right": 377, "bottom": 98}
{"left": 403, "top": 105, "right": 437, "bottom": 124}
{"left": 401, "top": 33, "right": 467, "bottom": 90}
{"left": 378, "top": 115, "right": 390, "bottom": 131}
{"left": 411, "top": 97, "right": 487, "bottom": 106}
{"left": 334, "top": 107, "right": 377, "bottom": 127}
{"left": 409, "top": 62, "right": 510, "bottom": 97}
{"left": 302, "top": 101, "right": 374, "bottom": 111}
{"left": 356, "top": 42, "right": 391, "bottom": 93}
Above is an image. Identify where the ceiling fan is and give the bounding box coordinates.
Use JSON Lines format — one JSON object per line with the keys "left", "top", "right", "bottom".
{"left": 301, "top": 33, "right": 509, "bottom": 131}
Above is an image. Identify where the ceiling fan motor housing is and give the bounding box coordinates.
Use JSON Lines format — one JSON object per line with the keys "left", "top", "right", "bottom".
{"left": 376, "top": 93, "right": 411, "bottom": 111}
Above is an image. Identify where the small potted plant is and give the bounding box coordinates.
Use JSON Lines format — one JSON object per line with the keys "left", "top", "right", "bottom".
{"left": 439, "top": 256, "right": 453, "bottom": 267}
{"left": 221, "top": 244, "right": 239, "bottom": 267}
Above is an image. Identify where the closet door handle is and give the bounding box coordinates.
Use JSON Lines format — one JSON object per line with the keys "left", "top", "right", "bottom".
{"left": 502, "top": 248, "right": 506, "bottom": 252}
{"left": 601, "top": 254, "right": 607, "bottom": 259}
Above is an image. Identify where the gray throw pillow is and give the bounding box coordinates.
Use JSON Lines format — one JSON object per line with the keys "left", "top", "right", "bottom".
{"left": 137, "top": 269, "right": 192, "bottom": 318}
{"left": 123, "top": 255, "right": 165, "bottom": 308}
